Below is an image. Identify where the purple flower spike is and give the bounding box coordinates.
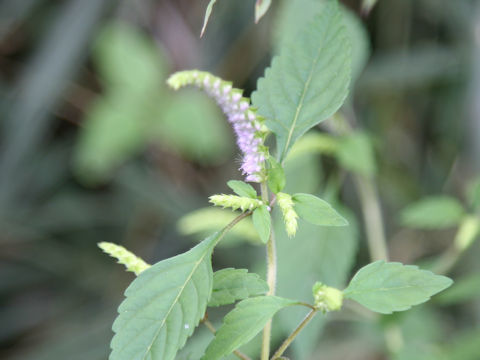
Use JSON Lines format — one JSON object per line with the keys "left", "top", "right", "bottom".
{"left": 167, "top": 70, "right": 266, "bottom": 183}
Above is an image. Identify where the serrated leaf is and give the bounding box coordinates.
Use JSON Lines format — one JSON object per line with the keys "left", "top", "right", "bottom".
{"left": 201, "top": 0, "right": 218, "bottom": 37}
{"left": 252, "top": 0, "right": 351, "bottom": 161}
{"left": 208, "top": 268, "right": 269, "bottom": 307}
{"left": 227, "top": 180, "right": 258, "bottom": 198}
{"left": 400, "top": 196, "right": 465, "bottom": 229}
{"left": 344, "top": 260, "right": 453, "bottom": 314}
{"left": 252, "top": 205, "right": 271, "bottom": 244}
{"left": 292, "top": 193, "right": 348, "bottom": 226}
{"left": 110, "top": 233, "right": 220, "bottom": 360}
{"left": 336, "top": 132, "right": 376, "bottom": 177}
{"left": 202, "top": 296, "right": 297, "bottom": 360}
{"left": 267, "top": 157, "right": 286, "bottom": 193}
{"left": 255, "top": 0, "right": 272, "bottom": 23}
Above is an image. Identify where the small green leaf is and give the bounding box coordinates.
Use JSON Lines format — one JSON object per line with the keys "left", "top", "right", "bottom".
{"left": 292, "top": 193, "right": 348, "bottom": 226}
{"left": 454, "top": 215, "right": 480, "bottom": 251}
{"left": 400, "top": 196, "right": 465, "bottom": 229}
{"left": 201, "top": 0, "right": 218, "bottom": 37}
{"left": 287, "top": 132, "right": 339, "bottom": 161}
{"left": 344, "top": 260, "right": 453, "bottom": 314}
{"left": 252, "top": 0, "right": 351, "bottom": 161}
{"left": 110, "top": 233, "right": 220, "bottom": 360}
{"left": 252, "top": 205, "right": 272, "bottom": 244}
{"left": 202, "top": 296, "right": 298, "bottom": 360}
{"left": 177, "top": 208, "right": 260, "bottom": 246}
{"left": 208, "top": 268, "right": 269, "bottom": 307}
{"left": 227, "top": 180, "right": 258, "bottom": 198}
{"left": 255, "top": 0, "right": 272, "bottom": 23}
{"left": 336, "top": 132, "right": 376, "bottom": 177}
{"left": 267, "top": 157, "right": 286, "bottom": 194}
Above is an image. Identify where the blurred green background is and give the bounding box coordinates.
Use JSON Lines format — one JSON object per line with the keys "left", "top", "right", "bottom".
{"left": 1, "top": 0, "right": 479, "bottom": 359}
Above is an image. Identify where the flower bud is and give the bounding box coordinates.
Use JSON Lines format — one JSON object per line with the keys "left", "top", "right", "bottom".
{"left": 312, "top": 282, "right": 343, "bottom": 312}
{"left": 98, "top": 242, "right": 150, "bottom": 275}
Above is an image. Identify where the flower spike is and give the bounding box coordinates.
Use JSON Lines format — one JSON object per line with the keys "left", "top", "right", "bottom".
{"left": 167, "top": 70, "right": 267, "bottom": 183}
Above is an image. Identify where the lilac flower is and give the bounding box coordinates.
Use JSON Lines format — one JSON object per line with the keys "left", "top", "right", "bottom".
{"left": 168, "top": 71, "right": 266, "bottom": 182}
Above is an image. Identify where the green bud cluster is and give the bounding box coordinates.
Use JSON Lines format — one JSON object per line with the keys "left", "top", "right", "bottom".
{"left": 276, "top": 192, "right": 298, "bottom": 237}
{"left": 98, "top": 242, "right": 151, "bottom": 276}
{"left": 209, "top": 194, "right": 264, "bottom": 212}
{"left": 312, "top": 282, "right": 343, "bottom": 312}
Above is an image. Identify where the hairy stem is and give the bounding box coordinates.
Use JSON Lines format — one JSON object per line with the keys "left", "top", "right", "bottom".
{"left": 354, "top": 175, "right": 389, "bottom": 261}
{"left": 260, "top": 181, "right": 277, "bottom": 360}
{"left": 270, "top": 309, "right": 318, "bottom": 360}
{"left": 203, "top": 318, "right": 252, "bottom": 360}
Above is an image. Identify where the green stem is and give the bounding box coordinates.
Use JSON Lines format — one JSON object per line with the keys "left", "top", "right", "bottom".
{"left": 354, "top": 175, "right": 389, "bottom": 261}
{"left": 260, "top": 181, "right": 277, "bottom": 360}
{"left": 270, "top": 309, "right": 318, "bottom": 360}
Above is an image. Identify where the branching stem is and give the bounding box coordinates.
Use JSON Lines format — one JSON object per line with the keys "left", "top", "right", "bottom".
{"left": 270, "top": 309, "right": 318, "bottom": 360}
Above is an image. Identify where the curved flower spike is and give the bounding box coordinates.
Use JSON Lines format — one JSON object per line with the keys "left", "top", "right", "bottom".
{"left": 167, "top": 70, "right": 267, "bottom": 183}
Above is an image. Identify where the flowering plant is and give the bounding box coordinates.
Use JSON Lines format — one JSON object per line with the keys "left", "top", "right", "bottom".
{"left": 98, "top": 1, "right": 454, "bottom": 359}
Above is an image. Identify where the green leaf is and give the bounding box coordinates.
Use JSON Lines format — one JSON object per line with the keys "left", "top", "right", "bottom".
{"left": 201, "top": 0, "right": 218, "bottom": 37}
{"left": 252, "top": 205, "right": 272, "bottom": 244}
{"left": 110, "top": 233, "right": 220, "bottom": 360}
{"left": 267, "top": 157, "right": 286, "bottom": 193}
{"left": 344, "top": 260, "right": 453, "bottom": 314}
{"left": 336, "top": 132, "right": 376, "bottom": 177}
{"left": 255, "top": 0, "right": 272, "bottom": 23}
{"left": 227, "top": 180, "right": 258, "bottom": 198}
{"left": 286, "top": 132, "right": 339, "bottom": 161}
{"left": 93, "top": 22, "right": 166, "bottom": 92}
{"left": 400, "top": 196, "right": 465, "bottom": 229}
{"left": 292, "top": 193, "right": 348, "bottom": 226}
{"left": 208, "top": 268, "right": 269, "bottom": 307}
{"left": 252, "top": 0, "right": 351, "bottom": 161}
{"left": 74, "top": 95, "right": 148, "bottom": 183}
{"left": 202, "top": 296, "right": 297, "bottom": 360}
{"left": 177, "top": 208, "right": 261, "bottom": 246}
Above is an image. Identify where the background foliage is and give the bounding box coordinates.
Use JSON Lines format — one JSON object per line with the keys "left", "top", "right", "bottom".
{"left": 1, "top": 0, "right": 479, "bottom": 359}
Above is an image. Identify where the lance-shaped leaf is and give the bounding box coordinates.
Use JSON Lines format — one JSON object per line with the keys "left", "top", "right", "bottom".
{"left": 202, "top": 296, "right": 298, "bottom": 359}
{"left": 227, "top": 180, "right": 258, "bottom": 198}
{"left": 252, "top": 0, "right": 351, "bottom": 161}
{"left": 208, "top": 268, "right": 269, "bottom": 307}
{"left": 344, "top": 261, "right": 453, "bottom": 314}
{"left": 201, "top": 0, "right": 218, "bottom": 37}
{"left": 255, "top": 0, "right": 272, "bottom": 23}
{"left": 252, "top": 205, "right": 272, "bottom": 244}
{"left": 400, "top": 196, "right": 465, "bottom": 229}
{"left": 110, "top": 233, "right": 220, "bottom": 360}
{"left": 292, "top": 193, "right": 348, "bottom": 226}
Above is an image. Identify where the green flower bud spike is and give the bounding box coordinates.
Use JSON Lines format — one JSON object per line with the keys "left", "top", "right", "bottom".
{"left": 276, "top": 192, "right": 298, "bottom": 237}
{"left": 312, "top": 282, "right": 343, "bottom": 312}
{"left": 98, "top": 242, "right": 150, "bottom": 276}
{"left": 209, "top": 194, "right": 264, "bottom": 212}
